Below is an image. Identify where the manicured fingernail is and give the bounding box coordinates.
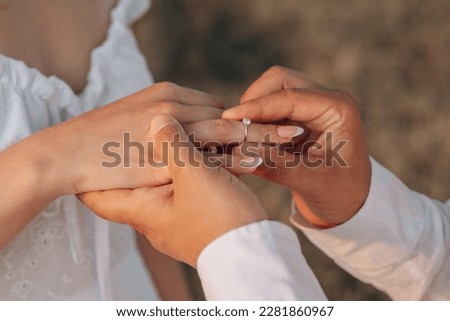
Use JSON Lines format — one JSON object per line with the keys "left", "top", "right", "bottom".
{"left": 277, "top": 126, "right": 304, "bottom": 138}
{"left": 240, "top": 156, "right": 263, "bottom": 168}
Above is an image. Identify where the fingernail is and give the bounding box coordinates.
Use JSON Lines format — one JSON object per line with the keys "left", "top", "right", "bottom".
{"left": 151, "top": 115, "right": 174, "bottom": 136}
{"left": 277, "top": 126, "right": 304, "bottom": 138}
{"left": 240, "top": 156, "right": 263, "bottom": 168}
{"left": 208, "top": 146, "right": 219, "bottom": 154}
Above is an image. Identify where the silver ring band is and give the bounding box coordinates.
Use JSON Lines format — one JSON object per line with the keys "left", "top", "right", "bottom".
{"left": 242, "top": 118, "right": 251, "bottom": 143}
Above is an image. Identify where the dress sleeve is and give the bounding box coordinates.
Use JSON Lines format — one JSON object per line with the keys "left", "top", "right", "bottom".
{"left": 197, "top": 220, "right": 327, "bottom": 300}
{"left": 293, "top": 158, "right": 450, "bottom": 300}
{"left": 0, "top": 84, "right": 35, "bottom": 151}
{"left": 0, "top": 55, "right": 80, "bottom": 152}
{"left": 113, "top": 0, "right": 151, "bottom": 25}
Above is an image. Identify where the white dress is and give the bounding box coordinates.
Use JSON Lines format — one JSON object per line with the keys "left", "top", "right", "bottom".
{"left": 0, "top": 0, "right": 159, "bottom": 300}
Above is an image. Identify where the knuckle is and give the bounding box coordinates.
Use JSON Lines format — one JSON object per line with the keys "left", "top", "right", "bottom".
{"left": 152, "top": 81, "right": 178, "bottom": 97}
{"left": 335, "top": 90, "right": 358, "bottom": 106}
{"left": 283, "top": 88, "right": 301, "bottom": 101}
{"left": 209, "top": 94, "right": 224, "bottom": 107}
{"left": 154, "top": 81, "right": 177, "bottom": 92}
{"left": 328, "top": 90, "right": 361, "bottom": 122}
{"left": 155, "top": 101, "right": 179, "bottom": 115}
{"left": 265, "top": 65, "right": 288, "bottom": 77}
{"left": 139, "top": 85, "right": 154, "bottom": 95}
{"left": 212, "top": 119, "right": 232, "bottom": 137}
{"left": 264, "top": 66, "right": 314, "bottom": 89}
{"left": 336, "top": 91, "right": 359, "bottom": 111}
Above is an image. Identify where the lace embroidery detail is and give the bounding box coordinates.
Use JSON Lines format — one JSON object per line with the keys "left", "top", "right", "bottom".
{"left": 31, "top": 222, "right": 65, "bottom": 255}
{"left": 12, "top": 280, "right": 33, "bottom": 299}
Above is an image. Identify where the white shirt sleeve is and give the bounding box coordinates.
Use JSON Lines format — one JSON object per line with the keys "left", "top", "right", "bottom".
{"left": 197, "top": 220, "right": 327, "bottom": 300}
{"left": 293, "top": 158, "right": 450, "bottom": 300}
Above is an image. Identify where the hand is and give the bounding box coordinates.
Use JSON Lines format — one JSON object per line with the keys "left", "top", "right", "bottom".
{"left": 40, "top": 82, "right": 220, "bottom": 194}
{"left": 222, "top": 66, "right": 371, "bottom": 227}
{"left": 78, "top": 114, "right": 267, "bottom": 267}
{"left": 45, "top": 82, "right": 296, "bottom": 196}
{"left": 0, "top": 81, "right": 292, "bottom": 247}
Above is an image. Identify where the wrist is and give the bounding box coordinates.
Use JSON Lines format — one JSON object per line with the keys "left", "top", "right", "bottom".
{"left": 0, "top": 128, "right": 73, "bottom": 246}
{"left": 291, "top": 192, "right": 338, "bottom": 229}
{"left": 26, "top": 126, "right": 74, "bottom": 197}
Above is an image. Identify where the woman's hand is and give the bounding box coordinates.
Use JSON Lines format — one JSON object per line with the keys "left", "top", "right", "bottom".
{"left": 0, "top": 81, "right": 297, "bottom": 247}
{"left": 78, "top": 114, "right": 268, "bottom": 267}
{"left": 45, "top": 81, "right": 302, "bottom": 196}
{"left": 2, "top": 82, "right": 225, "bottom": 246}
{"left": 45, "top": 82, "right": 224, "bottom": 195}
{"left": 222, "top": 66, "right": 371, "bottom": 227}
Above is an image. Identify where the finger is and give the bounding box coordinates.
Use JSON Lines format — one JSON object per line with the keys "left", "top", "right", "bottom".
{"left": 163, "top": 104, "right": 223, "bottom": 123}
{"left": 78, "top": 186, "right": 172, "bottom": 229}
{"left": 151, "top": 114, "right": 210, "bottom": 178}
{"left": 149, "top": 82, "right": 224, "bottom": 108}
{"left": 203, "top": 151, "right": 263, "bottom": 176}
{"left": 184, "top": 119, "right": 305, "bottom": 146}
{"left": 241, "top": 66, "right": 319, "bottom": 103}
{"left": 231, "top": 142, "right": 307, "bottom": 187}
{"left": 223, "top": 89, "right": 350, "bottom": 132}
{"left": 78, "top": 189, "right": 137, "bottom": 224}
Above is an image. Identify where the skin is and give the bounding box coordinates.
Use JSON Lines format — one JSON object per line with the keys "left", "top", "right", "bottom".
{"left": 223, "top": 66, "right": 372, "bottom": 227}
{"left": 0, "top": 83, "right": 225, "bottom": 246}
{"left": 0, "top": 80, "right": 300, "bottom": 247}
{"left": 0, "top": 0, "right": 370, "bottom": 297}
{"left": 79, "top": 66, "right": 371, "bottom": 267}
{"left": 79, "top": 115, "right": 268, "bottom": 267}
{"left": 0, "top": 2, "right": 301, "bottom": 299}
{"left": 0, "top": 0, "right": 196, "bottom": 300}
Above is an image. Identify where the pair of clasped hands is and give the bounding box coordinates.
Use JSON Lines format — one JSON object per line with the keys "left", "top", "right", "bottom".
{"left": 76, "top": 66, "right": 371, "bottom": 267}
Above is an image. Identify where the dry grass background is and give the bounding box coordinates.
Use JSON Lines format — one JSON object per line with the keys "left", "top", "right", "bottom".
{"left": 133, "top": 0, "right": 450, "bottom": 300}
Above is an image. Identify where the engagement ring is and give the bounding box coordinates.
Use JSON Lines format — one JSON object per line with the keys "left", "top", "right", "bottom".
{"left": 242, "top": 117, "right": 251, "bottom": 143}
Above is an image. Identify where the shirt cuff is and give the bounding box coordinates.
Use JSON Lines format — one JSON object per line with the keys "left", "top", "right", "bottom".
{"left": 293, "top": 157, "right": 426, "bottom": 271}
{"left": 197, "top": 220, "right": 327, "bottom": 301}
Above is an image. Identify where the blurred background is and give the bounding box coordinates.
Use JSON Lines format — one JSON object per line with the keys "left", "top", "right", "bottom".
{"left": 133, "top": 0, "right": 450, "bottom": 300}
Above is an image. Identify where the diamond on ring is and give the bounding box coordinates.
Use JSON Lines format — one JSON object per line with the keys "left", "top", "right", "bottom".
{"left": 242, "top": 118, "right": 251, "bottom": 142}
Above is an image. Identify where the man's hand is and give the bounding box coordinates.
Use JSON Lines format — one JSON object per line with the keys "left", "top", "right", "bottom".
{"left": 78, "top": 114, "right": 268, "bottom": 267}
{"left": 48, "top": 81, "right": 301, "bottom": 195}
{"left": 223, "top": 66, "right": 371, "bottom": 227}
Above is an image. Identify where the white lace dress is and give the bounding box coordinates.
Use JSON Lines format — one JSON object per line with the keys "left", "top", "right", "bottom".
{"left": 0, "top": 0, "right": 159, "bottom": 300}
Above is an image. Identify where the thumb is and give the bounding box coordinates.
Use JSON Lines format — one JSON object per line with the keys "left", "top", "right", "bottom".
{"left": 150, "top": 114, "right": 209, "bottom": 179}
{"left": 77, "top": 189, "right": 138, "bottom": 224}
{"left": 78, "top": 185, "right": 173, "bottom": 233}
